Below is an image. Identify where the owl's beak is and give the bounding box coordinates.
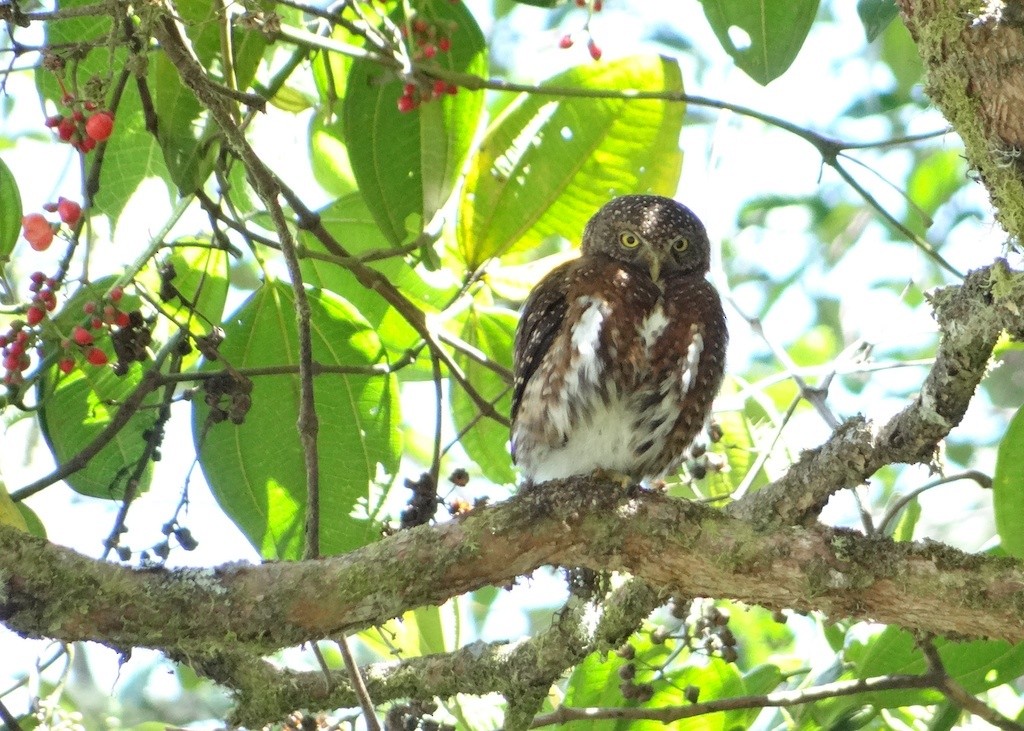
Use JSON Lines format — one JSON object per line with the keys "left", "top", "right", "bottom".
{"left": 642, "top": 247, "right": 662, "bottom": 282}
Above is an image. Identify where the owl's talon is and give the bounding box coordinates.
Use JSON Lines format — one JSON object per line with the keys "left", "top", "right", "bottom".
{"left": 592, "top": 468, "right": 637, "bottom": 490}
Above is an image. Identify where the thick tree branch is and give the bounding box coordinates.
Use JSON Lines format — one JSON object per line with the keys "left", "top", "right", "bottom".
{"left": 729, "top": 260, "right": 1021, "bottom": 528}
{"left": 3, "top": 260, "right": 1024, "bottom": 724}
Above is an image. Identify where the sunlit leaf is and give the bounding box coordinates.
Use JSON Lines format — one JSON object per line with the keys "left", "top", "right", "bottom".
{"left": 138, "top": 240, "right": 230, "bottom": 341}
{"left": 994, "top": 405, "right": 1024, "bottom": 557}
{"left": 300, "top": 193, "right": 459, "bottom": 366}
{"left": 35, "top": 0, "right": 172, "bottom": 223}
{"left": 458, "top": 55, "right": 684, "bottom": 267}
{"left": 699, "top": 0, "right": 819, "bottom": 85}
{"left": 450, "top": 305, "right": 516, "bottom": 486}
{"left": 0, "top": 480, "right": 28, "bottom": 532}
{"left": 192, "top": 281, "right": 401, "bottom": 559}
{"left": 36, "top": 279, "right": 155, "bottom": 499}
{"left": 344, "top": 0, "right": 486, "bottom": 244}
{"left": 0, "top": 156, "right": 22, "bottom": 261}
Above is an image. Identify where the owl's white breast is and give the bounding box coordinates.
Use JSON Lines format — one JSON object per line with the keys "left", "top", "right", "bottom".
{"left": 521, "top": 391, "right": 641, "bottom": 483}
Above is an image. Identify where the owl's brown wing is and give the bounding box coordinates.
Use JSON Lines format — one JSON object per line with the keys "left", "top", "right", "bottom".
{"left": 510, "top": 260, "right": 573, "bottom": 428}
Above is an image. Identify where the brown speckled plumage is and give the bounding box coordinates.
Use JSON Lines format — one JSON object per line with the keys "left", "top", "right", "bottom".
{"left": 511, "top": 195, "right": 727, "bottom": 484}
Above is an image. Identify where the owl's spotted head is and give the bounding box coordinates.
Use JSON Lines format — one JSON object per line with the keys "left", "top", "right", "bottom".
{"left": 581, "top": 195, "right": 710, "bottom": 280}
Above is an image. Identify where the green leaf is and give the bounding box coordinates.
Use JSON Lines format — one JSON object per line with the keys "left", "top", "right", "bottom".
{"left": 857, "top": 0, "right": 900, "bottom": 42}
{"left": 0, "top": 155, "right": 22, "bottom": 261}
{"left": 152, "top": 0, "right": 266, "bottom": 192}
{"left": 905, "top": 149, "right": 965, "bottom": 236}
{"left": 191, "top": 281, "right": 401, "bottom": 559}
{"left": 564, "top": 635, "right": 746, "bottom": 730}
{"left": 836, "top": 626, "right": 1024, "bottom": 716}
{"left": 36, "top": 280, "right": 156, "bottom": 499}
{"left": 994, "top": 405, "right": 1024, "bottom": 557}
{"left": 699, "top": 0, "right": 819, "bottom": 85}
{"left": 344, "top": 0, "right": 485, "bottom": 244}
{"left": 139, "top": 240, "right": 230, "bottom": 340}
{"left": 450, "top": 305, "right": 516, "bottom": 486}
{"left": 35, "top": 0, "right": 171, "bottom": 224}
{"left": 458, "top": 55, "right": 684, "bottom": 267}
{"left": 299, "top": 193, "right": 458, "bottom": 364}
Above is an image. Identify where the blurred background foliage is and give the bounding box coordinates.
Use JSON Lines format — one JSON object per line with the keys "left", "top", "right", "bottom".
{"left": 1, "top": 0, "right": 1022, "bottom": 727}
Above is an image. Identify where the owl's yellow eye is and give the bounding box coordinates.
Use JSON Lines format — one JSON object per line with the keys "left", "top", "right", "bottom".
{"left": 673, "top": 237, "right": 690, "bottom": 252}
{"left": 619, "top": 231, "right": 641, "bottom": 248}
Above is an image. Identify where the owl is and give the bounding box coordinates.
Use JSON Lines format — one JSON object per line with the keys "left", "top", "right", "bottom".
{"left": 510, "top": 195, "right": 727, "bottom": 485}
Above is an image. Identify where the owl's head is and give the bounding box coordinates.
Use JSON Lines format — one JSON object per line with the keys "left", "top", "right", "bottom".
{"left": 580, "top": 195, "right": 710, "bottom": 281}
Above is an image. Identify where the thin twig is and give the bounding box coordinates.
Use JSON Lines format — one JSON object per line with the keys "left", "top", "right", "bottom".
{"left": 337, "top": 636, "right": 381, "bottom": 731}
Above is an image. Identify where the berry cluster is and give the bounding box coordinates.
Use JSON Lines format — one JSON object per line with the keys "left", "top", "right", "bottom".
{"left": 44, "top": 94, "right": 114, "bottom": 153}
{"left": 21, "top": 197, "right": 83, "bottom": 252}
{"left": 396, "top": 13, "right": 459, "bottom": 113}
{"left": 557, "top": 0, "right": 605, "bottom": 60}
{"left": 54, "top": 285, "right": 134, "bottom": 373}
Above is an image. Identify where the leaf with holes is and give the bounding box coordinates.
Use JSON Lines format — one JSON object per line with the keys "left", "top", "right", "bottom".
{"left": 699, "top": 0, "right": 819, "bottom": 85}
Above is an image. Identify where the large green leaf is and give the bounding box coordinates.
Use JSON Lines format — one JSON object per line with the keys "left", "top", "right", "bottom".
{"left": 344, "top": 0, "right": 486, "bottom": 245}
{"left": 152, "top": 0, "right": 267, "bottom": 192}
{"left": 300, "top": 193, "right": 459, "bottom": 367}
{"left": 699, "top": 0, "right": 819, "bottom": 85}
{"left": 0, "top": 155, "right": 21, "bottom": 262}
{"left": 450, "top": 305, "right": 516, "bottom": 486}
{"left": 37, "top": 279, "right": 156, "bottom": 499}
{"left": 191, "top": 281, "right": 401, "bottom": 559}
{"left": 816, "top": 626, "right": 1024, "bottom": 722}
{"left": 994, "top": 405, "right": 1024, "bottom": 557}
{"left": 457, "top": 55, "right": 684, "bottom": 267}
{"left": 35, "top": 0, "right": 171, "bottom": 224}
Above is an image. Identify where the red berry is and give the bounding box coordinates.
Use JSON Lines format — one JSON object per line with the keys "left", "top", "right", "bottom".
{"left": 43, "top": 296, "right": 57, "bottom": 312}
{"left": 79, "top": 136, "right": 97, "bottom": 152}
{"left": 114, "top": 311, "right": 131, "bottom": 328}
{"left": 413, "top": 18, "right": 428, "bottom": 33}
{"left": 72, "top": 326, "right": 93, "bottom": 346}
{"left": 3, "top": 354, "right": 20, "bottom": 371}
{"left": 57, "top": 197, "right": 81, "bottom": 225}
{"left": 84, "top": 100, "right": 98, "bottom": 111}
{"left": 22, "top": 214, "right": 54, "bottom": 251}
{"left": 57, "top": 117, "right": 75, "bottom": 141}
{"left": 30, "top": 271, "right": 46, "bottom": 285}
{"left": 85, "top": 111, "right": 114, "bottom": 142}
{"left": 587, "top": 39, "right": 602, "bottom": 60}
{"left": 110, "top": 286, "right": 123, "bottom": 303}
{"left": 433, "top": 79, "right": 447, "bottom": 96}
{"left": 594, "top": 0, "right": 603, "bottom": 10}
{"left": 61, "top": 92, "right": 75, "bottom": 106}
{"left": 83, "top": 301, "right": 97, "bottom": 314}
{"left": 26, "top": 306, "right": 44, "bottom": 326}
{"left": 421, "top": 43, "right": 437, "bottom": 59}
{"left": 559, "top": 34, "right": 574, "bottom": 49}
{"left": 438, "top": 37, "right": 451, "bottom": 52}
{"left": 575, "top": 0, "right": 586, "bottom": 6}
{"left": 85, "top": 347, "right": 108, "bottom": 366}
{"left": 91, "top": 316, "right": 103, "bottom": 330}
{"left": 58, "top": 358, "right": 75, "bottom": 374}
{"left": 446, "top": 83, "right": 458, "bottom": 95}
{"left": 44, "top": 115, "right": 62, "bottom": 128}
{"left": 397, "top": 95, "right": 417, "bottom": 113}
